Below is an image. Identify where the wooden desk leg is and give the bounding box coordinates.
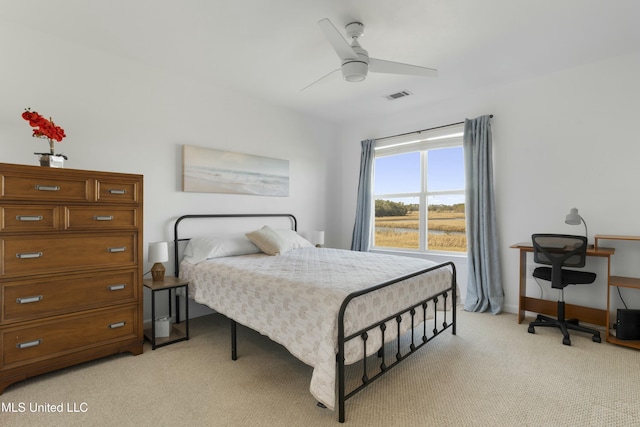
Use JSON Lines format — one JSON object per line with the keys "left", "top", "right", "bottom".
{"left": 518, "top": 249, "right": 527, "bottom": 323}
{"left": 605, "top": 256, "right": 611, "bottom": 342}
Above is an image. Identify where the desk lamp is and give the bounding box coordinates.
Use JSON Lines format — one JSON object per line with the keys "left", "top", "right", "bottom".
{"left": 148, "top": 241, "right": 169, "bottom": 282}
{"left": 565, "top": 208, "right": 588, "bottom": 242}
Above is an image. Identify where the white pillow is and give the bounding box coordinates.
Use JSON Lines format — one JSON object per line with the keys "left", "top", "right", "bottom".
{"left": 183, "top": 233, "right": 261, "bottom": 264}
{"left": 245, "top": 226, "right": 313, "bottom": 256}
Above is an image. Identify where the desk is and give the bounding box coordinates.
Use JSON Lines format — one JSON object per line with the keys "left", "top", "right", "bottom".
{"left": 510, "top": 242, "right": 614, "bottom": 326}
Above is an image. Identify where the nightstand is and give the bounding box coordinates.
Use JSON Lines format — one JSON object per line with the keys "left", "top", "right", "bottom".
{"left": 143, "top": 276, "right": 189, "bottom": 349}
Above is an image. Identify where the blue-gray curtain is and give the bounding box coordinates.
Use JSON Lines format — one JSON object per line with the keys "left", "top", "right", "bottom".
{"left": 463, "top": 115, "right": 503, "bottom": 313}
{"left": 351, "top": 139, "right": 375, "bottom": 251}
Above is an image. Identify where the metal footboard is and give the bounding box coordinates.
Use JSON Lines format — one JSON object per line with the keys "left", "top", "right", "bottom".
{"left": 336, "top": 261, "right": 457, "bottom": 423}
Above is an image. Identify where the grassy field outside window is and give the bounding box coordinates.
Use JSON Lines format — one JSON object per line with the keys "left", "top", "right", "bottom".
{"left": 374, "top": 210, "right": 467, "bottom": 252}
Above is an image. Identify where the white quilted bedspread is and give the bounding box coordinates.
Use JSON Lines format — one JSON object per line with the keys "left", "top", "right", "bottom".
{"left": 180, "top": 247, "right": 454, "bottom": 410}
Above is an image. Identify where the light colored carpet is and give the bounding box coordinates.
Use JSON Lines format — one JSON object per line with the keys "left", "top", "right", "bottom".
{"left": 1, "top": 308, "right": 639, "bottom": 427}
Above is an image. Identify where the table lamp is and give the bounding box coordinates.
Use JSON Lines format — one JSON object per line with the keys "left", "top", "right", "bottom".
{"left": 312, "top": 230, "right": 325, "bottom": 248}
{"left": 565, "top": 208, "right": 588, "bottom": 242}
{"left": 148, "top": 241, "right": 169, "bottom": 282}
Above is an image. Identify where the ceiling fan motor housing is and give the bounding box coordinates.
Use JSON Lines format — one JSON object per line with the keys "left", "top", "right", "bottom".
{"left": 341, "top": 60, "right": 368, "bottom": 81}
{"left": 342, "top": 38, "right": 369, "bottom": 82}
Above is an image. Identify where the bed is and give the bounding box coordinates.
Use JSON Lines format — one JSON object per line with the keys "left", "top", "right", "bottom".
{"left": 174, "top": 214, "right": 457, "bottom": 422}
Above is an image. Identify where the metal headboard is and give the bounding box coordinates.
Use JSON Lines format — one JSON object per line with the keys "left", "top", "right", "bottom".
{"left": 173, "top": 213, "right": 298, "bottom": 277}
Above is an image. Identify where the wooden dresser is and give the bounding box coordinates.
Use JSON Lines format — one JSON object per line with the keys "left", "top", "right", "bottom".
{"left": 0, "top": 162, "right": 143, "bottom": 393}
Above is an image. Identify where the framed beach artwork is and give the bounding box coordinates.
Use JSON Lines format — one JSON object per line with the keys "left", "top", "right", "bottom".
{"left": 182, "top": 145, "right": 289, "bottom": 197}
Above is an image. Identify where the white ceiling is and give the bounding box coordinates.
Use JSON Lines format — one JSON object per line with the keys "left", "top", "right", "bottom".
{"left": 2, "top": 0, "right": 639, "bottom": 124}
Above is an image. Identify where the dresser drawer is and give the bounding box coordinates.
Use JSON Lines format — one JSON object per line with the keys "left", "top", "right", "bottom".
{"left": 96, "top": 179, "right": 140, "bottom": 204}
{"left": 0, "top": 174, "right": 90, "bottom": 202}
{"left": 64, "top": 206, "right": 138, "bottom": 230}
{"left": 2, "top": 270, "right": 138, "bottom": 324}
{"left": 1, "top": 233, "right": 137, "bottom": 277}
{"left": 0, "top": 205, "right": 59, "bottom": 232}
{"left": 1, "top": 306, "right": 137, "bottom": 368}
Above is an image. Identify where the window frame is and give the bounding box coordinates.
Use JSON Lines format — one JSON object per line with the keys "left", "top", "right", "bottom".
{"left": 372, "top": 123, "right": 466, "bottom": 254}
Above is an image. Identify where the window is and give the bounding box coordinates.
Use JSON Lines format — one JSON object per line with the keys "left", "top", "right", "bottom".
{"left": 372, "top": 123, "right": 466, "bottom": 253}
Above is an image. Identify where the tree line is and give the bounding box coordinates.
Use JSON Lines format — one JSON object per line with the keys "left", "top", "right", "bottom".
{"left": 375, "top": 199, "right": 465, "bottom": 217}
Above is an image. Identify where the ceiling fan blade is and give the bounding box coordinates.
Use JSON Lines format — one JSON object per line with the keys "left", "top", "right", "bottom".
{"left": 318, "top": 18, "right": 358, "bottom": 61}
{"left": 369, "top": 58, "right": 438, "bottom": 77}
{"left": 300, "top": 68, "right": 341, "bottom": 92}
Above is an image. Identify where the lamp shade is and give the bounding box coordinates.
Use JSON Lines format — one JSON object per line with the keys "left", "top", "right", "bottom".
{"left": 312, "top": 231, "right": 325, "bottom": 246}
{"left": 564, "top": 207, "right": 589, "bottom": 242}
{"left": 564, "top": 208, "right": 582, "bottom": 225}
{"left": 148, "top": 241, "right": 169, "bottom": 263}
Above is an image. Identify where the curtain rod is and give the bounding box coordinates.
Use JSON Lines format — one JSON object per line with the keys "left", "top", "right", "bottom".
{"left": 375, "top": 115, "right": 494, "bottom": 142}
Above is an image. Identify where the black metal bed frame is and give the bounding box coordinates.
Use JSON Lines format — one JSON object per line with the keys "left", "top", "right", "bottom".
{"left": 173, "top": 213, "right": 456, "bottom": 423}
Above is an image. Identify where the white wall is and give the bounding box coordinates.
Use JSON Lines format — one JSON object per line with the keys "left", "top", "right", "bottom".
{"left": 335, "top": 52, "right": 640, "bottom": 315}
{"left": 0, "top": 21, "right": 336, "bottom": 319}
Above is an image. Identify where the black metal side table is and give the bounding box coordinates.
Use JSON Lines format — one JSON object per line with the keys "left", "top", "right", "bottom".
{"left": 143, "top": 276, "right": 189, "bottom": 349}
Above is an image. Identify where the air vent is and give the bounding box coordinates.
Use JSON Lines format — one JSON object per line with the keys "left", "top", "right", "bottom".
{"left": 386, "top": 90, "right": 412, "bottom": 100}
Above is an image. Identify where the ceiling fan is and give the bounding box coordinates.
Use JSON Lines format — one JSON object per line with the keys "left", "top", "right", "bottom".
{"left": 301, "top": 18, "right": 438, "bottom": 91}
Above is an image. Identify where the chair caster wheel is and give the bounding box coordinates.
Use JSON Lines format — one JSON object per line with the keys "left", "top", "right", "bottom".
{"left": 563, "top": 337, "right": 571, "bottom": 346}
{"left": 528, "top": 326, "right": 535, "bottom": 334}
{"left": 593, "top": 335, "right": 601, "bottom": 343}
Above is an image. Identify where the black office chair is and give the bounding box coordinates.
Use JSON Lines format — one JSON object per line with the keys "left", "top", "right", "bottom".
{"left": 527, "top": 234, "right": 601, "bottom": 346}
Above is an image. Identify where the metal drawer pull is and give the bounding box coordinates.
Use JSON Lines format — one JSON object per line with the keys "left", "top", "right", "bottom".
{"left": 108, "top": 284, "right": 126, "bottom": 291}
{"left": 16, "top": 295, "right": 43, "bottom": 304}
{"left": 16, "top": 215, "right": 44, "bottom": 221}
{"left": 93, "top": 215, "right": 114, "bottom": 221}
{"left": 16, "top": 252, "right": 43, "bottom": 259}
{"left": 109, "top": 321, "right": 126, "bottom": 329}
{"left": 34, "top": 185, "right": 60, "bottom": 191}
{"left": 107, "top": 247, "right": 126, "bottom": 253}
{"left": 108, "top": 189, "right": 127, "bottom": 195}
{"left": 17, "top": 339, "right": 42, "bottom": 349}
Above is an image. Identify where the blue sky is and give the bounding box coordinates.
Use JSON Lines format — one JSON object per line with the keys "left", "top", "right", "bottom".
{"left": 374, "top": 147, "right": 464, "bottom": 199}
